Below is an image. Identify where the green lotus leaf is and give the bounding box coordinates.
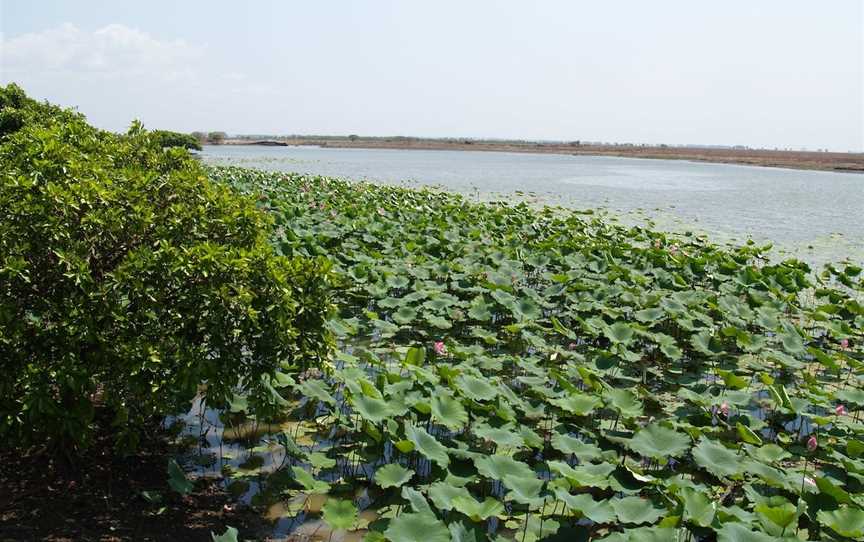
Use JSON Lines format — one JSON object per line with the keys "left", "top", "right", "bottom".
{"left": 736, "top": 423, "right": 762, "bottom": 446}
{"left": 211, "top": 526, "right": 239, "bottom": 542}
{"left": 386, "top": 275, "right": 411, "bottom": 289}
{"left": 745, "top": 443, "right": 790, "bottom": 464}
{"left": 552, "top": 488, "right": 616, "bottom": 523}
{"left": 393, "top": 306, "right": 418, "bottom": 325}
{"left": 503, "top": 474, "right": 544, "bottom": 505}
{"left": 605, "top": 388, "right": 644, "bottom": 418}
{"left": 167, "top": 459, "right": 194, "bottom": 495}
{"left": 490, "top": 289, "right": 516, "bottom": 307}
{"left": 519, "top": 514, "right": 561, "bottom": 542}
{"left": 427, "top": 481, "right": 473, "bottom": 511}
{"left": 741, "top": 460, "right": 787, "bottom": 490}
{"left": 754, "top": 498, "right": 800, "bottom": 536}
{"left": 448, "top": 521, "right": 480, "bottom": 542}
{"left": 693, "top": 438, "right": 741, "bottom": 479}
{"left": 378, "top": 297, "right": 403, "bottom": 309}
{"left": 550, "top": 392, "right": 601, "bottom": 416}
{"left": 308, "top": 452, "right": 336, "bottom": 470}
{"left": 817, "top": 505, "right": 864, "bottom": 539}
{"left": 512, "top": 298, "right": 541, "bottom": 321}
{"left": 611, "top": 496, "right": 665, "bottom": 525}
{"left": 548, "top": 460, "right": 615, "bottom": 489}
{"left": 550, "top": 433, "right": 602, "bottom": 460}
{"left": 404, "top": 346, "right": 426, "bottom": 366}
{"left": 291, "top": 466, "right": 330, "bottom": 494}
{"left": 298, "top": 379, "right": 336, "bottom": 405}
{"left": 679, "top": 487, "right": 716, "bottom": 527}
{"left": 322, "top": 499, "right": 357, "bottom": 531}
{"left": 425, "top": 314, "right": 452, "bottom": 329}
{"left": 635, "top": 307, "right": 665, "bottom": 323}
{"left": 606, "top": 322, "right": 635, "bottom": 344}
{"left": 467, "top": 298, "right": 493, "bottom": 321}
{"left": 716, "top": 523, "right": 775, "bottom": 542}
{"left": 778, "top": 326, "right": 805, "bottom": 354}
{"left": 451, "top": 496, "right": 504, "bottom": 522}
{"left": 474, "top": 454, "right": 535, "bottom": 481}
{"left": 814, "top": 476, "right": 853, "bottom": 505}
{"left": 473, "top": 424, "right": 524, "bottom": 449}
{"left": 352, "top": 395, "right": 393, "bottom": 424}
{"left": 457, "top": 374, "right": 498, "bottom": 401}
{"left": 404, "top": 423, "right": 449, "bottom": 468}
{"left": 431, "top": 394, "right": 468, "bottom": 430}
{"left": 690, "top": 330, "right": 715, "bottom": 355}
{"left": 400, "top": 486, "right": 432, "bottom": 514}
{"left": 626, "top": 423, "right": 691, "bottom": 460}
{"left": 659, "top": 340, "right": 683, "bottom": 360}
{"left": 384, "top": 512, "right": 450, "bottom": 542}
{"left": 599, "top": 527, "right": 679, "bottom": 542}
{"left": 836, "top": 387, "right": 864, "bottom": 407}
{"left": 470, "top": 326, "right": 498, "bottom": 344}
{"left": 374, "top": 463, "right": 415, "bottom": 489}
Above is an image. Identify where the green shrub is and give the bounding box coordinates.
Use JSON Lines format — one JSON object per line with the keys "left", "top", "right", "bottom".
{"left": 0, "top": 85, "right": 334, "bottom": 451}
{"left": 0, "top": 83, "right": 81, "bottom": 140}
{"left": 151, "top": 129, "right": 203, "bottom": 151}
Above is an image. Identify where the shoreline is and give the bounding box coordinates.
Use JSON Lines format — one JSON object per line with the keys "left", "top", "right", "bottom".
{"left": 221, "top": 137, "right": 864, "bottom": 174}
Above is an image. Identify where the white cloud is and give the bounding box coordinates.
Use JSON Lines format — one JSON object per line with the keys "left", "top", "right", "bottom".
{"left": 0, "top": 23, "right": 205, "bottom": 81}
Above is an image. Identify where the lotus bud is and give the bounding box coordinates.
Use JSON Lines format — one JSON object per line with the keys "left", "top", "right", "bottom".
{"left": 719, "top": 401, "right": 729, "bottom": 417}
{"left": 434, "top": 341, "right": 447, "bottom": 355}
{"left": 836, "top": 404, "right": 847, "bottom": 416}
{"left": 840, "top": 338, "right": 849, "bottom": 349}
{"left": 806, "top": 435, "right": 818, "bottom": 453}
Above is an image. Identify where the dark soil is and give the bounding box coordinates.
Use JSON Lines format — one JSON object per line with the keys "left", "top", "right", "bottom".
{"left": 0, "top": 426, "right": 259, "bottom": 541}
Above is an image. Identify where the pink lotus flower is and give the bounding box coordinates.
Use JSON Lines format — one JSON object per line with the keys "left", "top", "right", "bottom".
{"left": 719, "top": 401, "right": 729, "bottom": 417}
{"left": 840, "top": 338, "right": 849, "bottom": 349}
{"left": 836, "top": 404, "right": 848, "bottom": 416}
{"left": 434, "top": 341, "right": 446, "bottom": 355}
{"left": 806, "top": 435, "right": 818, "bottom": 453}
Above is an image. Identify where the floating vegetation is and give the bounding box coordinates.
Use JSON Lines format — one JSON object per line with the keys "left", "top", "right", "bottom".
{"left": 177, "top": 166, "right": 862, "bottom": 541}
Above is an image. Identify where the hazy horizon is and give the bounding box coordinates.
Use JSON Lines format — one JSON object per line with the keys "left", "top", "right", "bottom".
{"left": 2, "top": 1, "right": 862, "bottom": 152}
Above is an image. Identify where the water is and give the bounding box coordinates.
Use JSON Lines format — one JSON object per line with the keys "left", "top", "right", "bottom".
{"left": 201, "top": 144, "right": 864, "bottom": 266}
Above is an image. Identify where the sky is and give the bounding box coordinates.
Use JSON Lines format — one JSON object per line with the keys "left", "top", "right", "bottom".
{"left": 1, "top": 1, "right": 862, "bottom": 151}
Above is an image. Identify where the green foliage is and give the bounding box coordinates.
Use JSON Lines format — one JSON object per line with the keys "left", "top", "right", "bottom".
{"left": 0, "top": 83, "right": 82, "bottom": 140}
{"left": 151, "top": 129, "right": 203, "bottom": 151}
{"left": 0, "top": 85, "right": 334, "bottom": 451}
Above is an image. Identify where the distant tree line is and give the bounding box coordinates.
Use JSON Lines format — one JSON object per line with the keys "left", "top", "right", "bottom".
{"left": 191, "top": 131, "right": 228, "bottom": 145}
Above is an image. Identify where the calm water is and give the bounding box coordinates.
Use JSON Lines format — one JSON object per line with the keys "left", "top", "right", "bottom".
{"left": 201, "top": 145, "right": 864, "bottom": 266}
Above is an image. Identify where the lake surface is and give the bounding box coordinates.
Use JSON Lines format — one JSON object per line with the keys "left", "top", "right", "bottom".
{"left": 201, "top": 145, "right": 863, "bottom": 266}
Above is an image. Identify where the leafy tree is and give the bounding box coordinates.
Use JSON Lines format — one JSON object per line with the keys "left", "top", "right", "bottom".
{"left": 0, "top": 85, "right": 335, "bottom": 452}
{"left": 208, "top": 131, "right": 227, "bottom": 144}
{"left": 151, "top": 129, "right": 203, "bottom": 151}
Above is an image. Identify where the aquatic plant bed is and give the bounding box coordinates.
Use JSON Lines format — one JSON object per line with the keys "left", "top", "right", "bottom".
{"left": 185, "top": 167, "right": 863, "bottom": 541}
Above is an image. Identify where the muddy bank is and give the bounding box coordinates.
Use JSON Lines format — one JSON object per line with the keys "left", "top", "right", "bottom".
{"left": 223, "top": 137, "right": 864, "bottom": 173}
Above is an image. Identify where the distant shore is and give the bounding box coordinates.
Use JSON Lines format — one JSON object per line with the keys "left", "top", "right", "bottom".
{"left": 221, "top": 137, "right": 864, "bottom": 173}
